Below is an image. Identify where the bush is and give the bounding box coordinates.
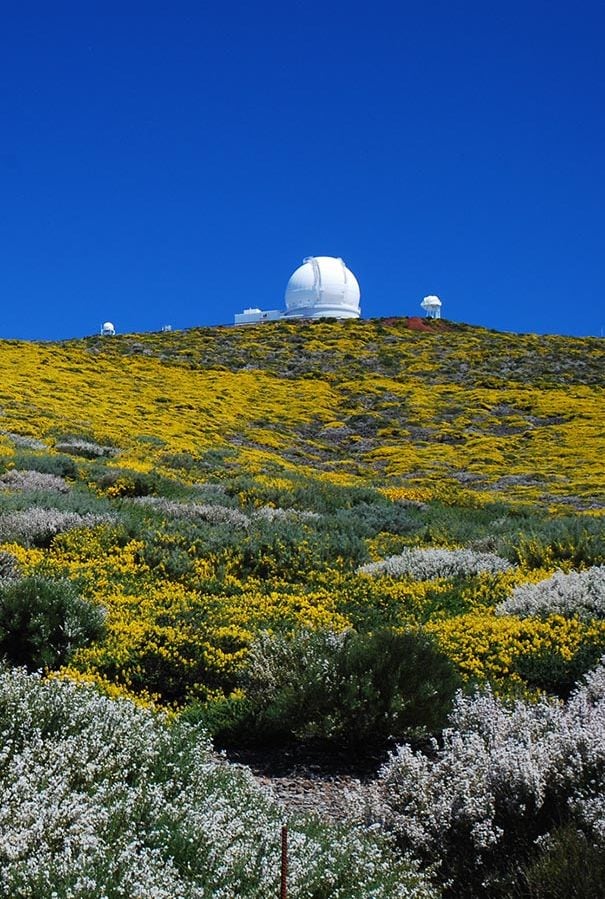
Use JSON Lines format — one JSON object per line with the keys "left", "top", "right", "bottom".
{"left": 252, "top": 505, "right": 322, "bottom": 523}
{"left": 230, "top": 476, "right": 389, "bottom": 515}
{"left": 0, "top": 576, "right": 106, "bottom": 670}
{"left": 91, "top": 467, "right": 180, "bottom": 498}
{"left": 213, "top": 628, "right": 460, "bottom": 747}
{"left": 327, "top": 500, "right": 422, "bottom": 539}
{"left": 496, "top": 565, "right": 605, "bottom": 620}
{"left": 359, "top": 547, "right": 513, "bottom": 580}
{"left": 507, "top": 518, "right": 605, "bottom": 569}
{"left": 131, "top": 496, "right": 250, "bottom": 528}
{"left": 12, "top": 451, "right": 78, "bottom": 479}
{"left": 159, "top": 450, "right": 205, "bottom": 472}
{"left": 0, "top": 667, "right": 436, "bottom": 898}
{"left": 417, "top": 501, "right": 531, "bottom": 548}
{"left": 520, "top": 823, "right": 605, "bottom": 898}
{"left": 1, "top": 431, "right": 46, "bottom": 450}
{"left": 0, "top": 468, "right": 70, "bottom": 493}
{"left": 55, "top": 438, "right": 117, "bottom": 459}
{"left": 213, "top": 519, "right": 368, "bottom": 581}
{"left": 0, "top": 552, "right": 20, "bottom": 589}
{"left": 0, "top": 507, "right": 114, "bottom": 547}
{"left": 368, "top": 661, "right": 605, "bottom": 896}
{"left": 513, "top": 637, "right": 605, "bottom": 698}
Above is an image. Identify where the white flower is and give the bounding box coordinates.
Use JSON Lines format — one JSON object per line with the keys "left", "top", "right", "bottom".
{"left": 358, "top": 547, "right": 512, "bottom": 580}
{"left": 496, "top": 566, "right": 605, "bottom": 620}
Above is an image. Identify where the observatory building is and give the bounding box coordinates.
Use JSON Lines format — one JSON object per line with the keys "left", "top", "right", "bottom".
{"left": 234, "top": 256, "right": 361, "bottom": 324}
{"left": 420, "top": 295, "right": 442, "bottom": 319}
{"left": 101, "top": 321, "right": 116, "bottom": 336}
{"left": 284, "top": 256, "right": 361, "bottom": 320}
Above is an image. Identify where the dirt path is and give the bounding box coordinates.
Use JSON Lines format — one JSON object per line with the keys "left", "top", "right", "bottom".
{"left": 253, "top": 771, "right": 369, "bottom": 822}
{"left": 225, "top": 743, "right": 385, "bottom": 822}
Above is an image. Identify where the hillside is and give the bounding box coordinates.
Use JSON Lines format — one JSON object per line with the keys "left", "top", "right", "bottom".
{"left": 0, "top": 318, "right": 604, "bottom": 897}
{"left": 2, "top": 317, "right": 604, "bottom": 508}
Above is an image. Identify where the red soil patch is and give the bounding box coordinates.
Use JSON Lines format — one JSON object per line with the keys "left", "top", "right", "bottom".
{"left": 379, "top": 316, "right": 453, "bottom": 331}
{"left": 406, "top": 316, "right": 435, "bottom": 331}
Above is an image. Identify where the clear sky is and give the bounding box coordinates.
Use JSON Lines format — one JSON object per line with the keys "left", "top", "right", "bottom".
{"left": 1, "top": 1, "right": 603, "bottom": 340}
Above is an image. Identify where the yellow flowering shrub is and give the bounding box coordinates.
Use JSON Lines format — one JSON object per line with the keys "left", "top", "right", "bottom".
{"left": 426, "top": 613, "right": 605, "bottom": 683}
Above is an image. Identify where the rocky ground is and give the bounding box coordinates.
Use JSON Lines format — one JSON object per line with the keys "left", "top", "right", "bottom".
{"left": 225, "top": 742, "right": 389, "bottom": 822}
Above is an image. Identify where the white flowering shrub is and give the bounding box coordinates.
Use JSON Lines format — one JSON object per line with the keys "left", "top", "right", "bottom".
{"left": 496, "top": 565, "right": 605, "bottom": 620}
{"left": 0, "top": 468, "right": 70, "bottom": 493}
{"left": 0, "top": 668, "right": 435, "bottom": 898}
{"left": 573, "top": 793, "right": 605, "bottom": 843}
{"left": 0, "top": 508, "right": 114, "bottom": 547}
{"left": 358, "top": 547, "right": 512, "bottom": 580}
{"left": 1, "top": 431, "right": 46, "bottom": 450}
{"left": 55, "top": 438, "right": 118, "bottom": 458}
{"left": 252, "top": 505, "right": 322, "bottom": 523}
{"left": 244, "top": 629, "right": 348, "bottom": 708}
{"left": 0, "top": 551, "right": 19, "bottom": 582}
{"left": 367, "top": 660, "right": 605, "bottom": 894}
{"left": 132, "top": 497, "right": 250, "bottom": 529}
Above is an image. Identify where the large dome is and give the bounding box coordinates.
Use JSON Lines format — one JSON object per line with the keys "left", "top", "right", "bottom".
{"left": 284, "top": 256, "right": 361, "bottom": 319}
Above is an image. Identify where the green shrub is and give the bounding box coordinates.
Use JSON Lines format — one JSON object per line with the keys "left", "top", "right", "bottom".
{"left": 12, "top": 451, "right": 78, "bottom": 479}
{"left": 513, "top": 637, "right": 605, "bottom": 699}
{"left": 91, "top": 466, "right": 181, "bottom": 498}
{"left": 211, "top": 628, "right": 460, "bottom": 747}
{"left": 0, "top": 576, "right": 106, "bottom": 670}
{"left": 418, "top": 501, "right": 529, "bottom": 547}
{"left": 520, "top": 823, "right": 605, "bottom": 899}
{"left": 327, "top": 500, "right": 422, "bottom": 539}
{"left": 159, "top": 450, "right": 206, "bottom": 473}
{"left": 191, "top": 517, "right": 369, "bottom": 581}
{"left": 229, "top": 475, "right": 390, "bottom": 515}
{"left": 506, "top": 517, "right": 605, "bottom": 569}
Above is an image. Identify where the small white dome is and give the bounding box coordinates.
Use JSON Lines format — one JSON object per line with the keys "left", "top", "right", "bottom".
{"left": 421, "top": 295, "right": 442, "bottom": 308}
{"left": 101, "top": 321, "right": 116, "bottom": 336}
{"left": 420, "top": 295, "right": 442, "bottom": 319}
{"left": 284, "top": 256, "right": 361, "bottom": 319}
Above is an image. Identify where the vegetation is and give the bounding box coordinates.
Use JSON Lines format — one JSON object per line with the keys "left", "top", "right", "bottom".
{"left": 368, "top": 664, "right": 605, "bottom": 897}
{"left": 0, "top": 317, "right": 602, "bottom": 895}
{"left": 0, "top": 667, "right": 433, "bottom": 898}
{"left": 0, "top": 575, "right": 105, "bottom": 671}
{"left": 198, "top": 627, "right": 461, "bottom": 748}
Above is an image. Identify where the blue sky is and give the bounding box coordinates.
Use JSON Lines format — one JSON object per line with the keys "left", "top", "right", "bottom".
{"left": 1, "top": 1, "right": 603, "bottom": 340}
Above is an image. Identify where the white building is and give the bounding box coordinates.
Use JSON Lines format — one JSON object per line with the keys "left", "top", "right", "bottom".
{"left": 234, "top": 307, "right": 283, "bottom": 325}
{"left": 101, "top": 321, "right": 116, "bottom": 336}
{"left": 420, "top": 295, "right": 442, "bottom": 319}
{"left": 284, "top": 256, "right": 361, "bottom": 320}
{"left": 234, "top": 256, "right": 361, "bottom": 324}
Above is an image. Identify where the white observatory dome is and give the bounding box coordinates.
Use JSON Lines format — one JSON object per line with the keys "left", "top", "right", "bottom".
{"left": 284, "top": 256, "right": 361, "bottom": 320}
{"left": 101, "top": 321, "right": 116, "bottom": 336}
